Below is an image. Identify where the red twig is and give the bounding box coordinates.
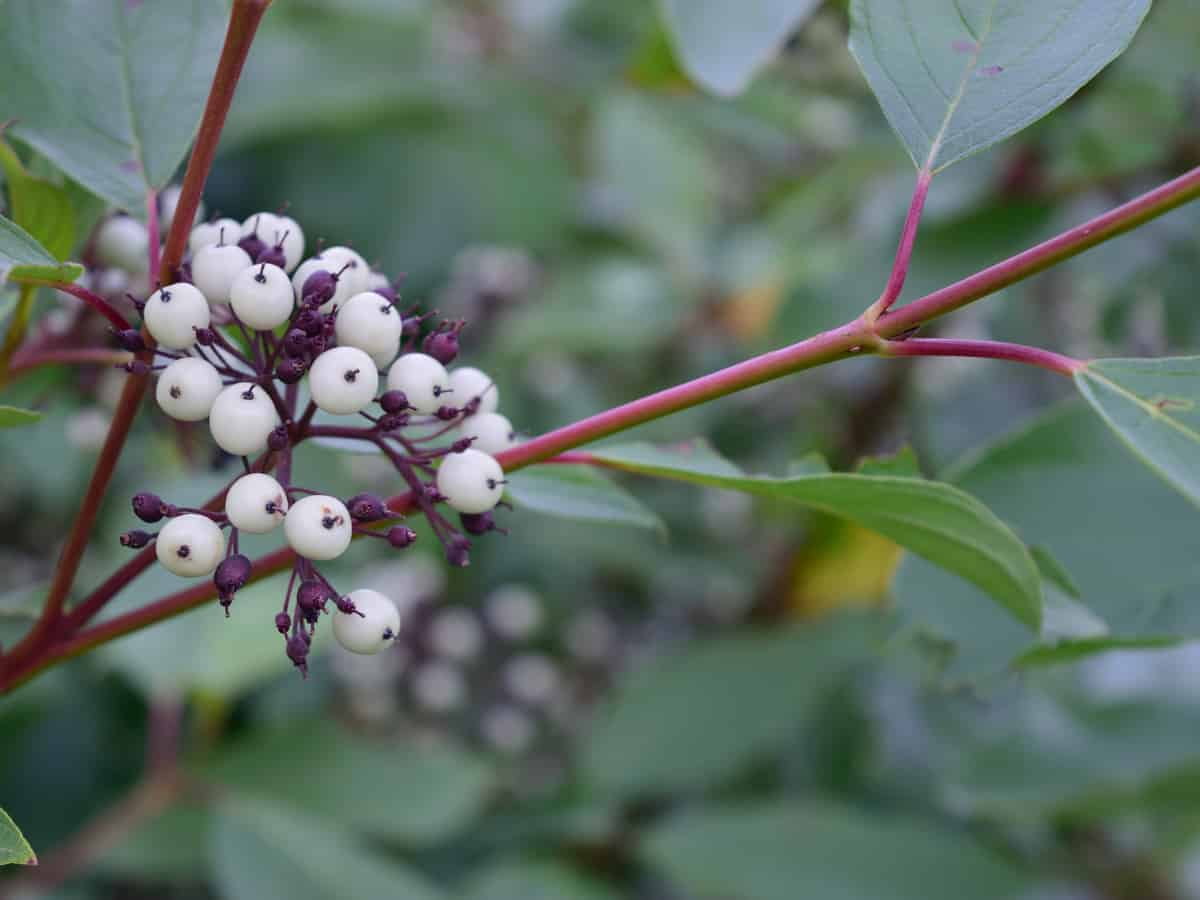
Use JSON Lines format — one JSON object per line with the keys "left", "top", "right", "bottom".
{"left": 868, "top": 168, "right": 933, "bottom": 321}
{"left": 878, "top": 337, "right": 1083, "bottom": 376}
{"left": 12, "top": 280, "right": 131, "bottom": 331}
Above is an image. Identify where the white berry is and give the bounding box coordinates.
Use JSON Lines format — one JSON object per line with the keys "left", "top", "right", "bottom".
{"left": 334, "top": 292, "right": 402, "bottom": 369}
{"left": 273, "top": 215, "right": 305, "bottom": 272}
{"left": 411, "top": 660, "right": 467, "bottom": 712}
{"left": 229, "top": 263, "right": 294, "bottom": 330}
{"left": 428, "top": 608, "right": 483, "bottom": 662}
{"left": 143, "top": 282, "right": 210, "bottom": 350}
{"left": 208, "top": 383, "right": 279, "bottom": 457}
{"left": 484, "top": 584, "right": 543, "bottom": 641}
{"left": 308, "top": 346, "right": 379, "bottom": 415}
{"left": 155, "top": 357, "right": 223, "bottom": 421}
{"left": 188, "top": 218, "right": 240, "bottom": 255}
{"left": 386, "top": 353, "right": 449, "bottom": 414}
{"left": 449, "top": 366, "right": 499, "bottom": 415}
{"left": 457, "top": 412, "right": 515, "bottom": 455}
{"left": 332, "top": 588, "right": 400, "bottom": 655}
{"left": 436, "top": 448, "right": 505, "bottom": 514}
{"left": 318, "top": 246, "right": 369, "bottom": 295}
{"left": 365, "top": 270, "right": 392, "bottom": 293}
{"left": 159, "top": 185, "right": 202, "bottom": 235}
{"left": 95, "top": 215, "right": 150, "bottom": 273}
{"left": 284, "top": 494, "right": 352, "bottom": 560}
{"left": 503, "top": 653, "right": 559, "bottom": 705}
{"left": 240, "top": 211, "right": 283, "bottom": 244}
{"left": 192, "top": 243, "right": 252, "bottom": 305}
{"left": 156, "top": 513, "right": 225, "bottom": 578}
{"left": 224, "top": 473, "right": 288, "bottom": 534}
{"left": 291, "top": 257, "right": 356, "bottom": 313}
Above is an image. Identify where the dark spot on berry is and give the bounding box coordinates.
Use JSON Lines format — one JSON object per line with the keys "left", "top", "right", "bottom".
{"left": 241, "top": 388, "right": 256, "bottom": 400}
{"left": 161, "top": 289, "right": 172, "bottom": 303}
{"left": 344, "top": 368, "right": 359, "bottom": 383}
{"left": 169, "top": 385, "right": 182, "bottom": 399}
{"left": 177, "top": 545, "right": 191, "bottom": 558}
{"left": 321, "top": 514, "right": 344, "bottom": 530}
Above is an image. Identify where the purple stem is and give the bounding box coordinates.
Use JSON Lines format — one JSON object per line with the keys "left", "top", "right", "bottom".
{"left": 869, "top": 168, "right": 932, "bottom": 320}
{"left": 879, "top": 337, "right": 1082, "bottom": 376}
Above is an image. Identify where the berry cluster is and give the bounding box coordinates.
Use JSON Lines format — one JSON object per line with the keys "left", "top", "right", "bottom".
{"left": 113, "top": 206, "right": 520, "bottom": 674}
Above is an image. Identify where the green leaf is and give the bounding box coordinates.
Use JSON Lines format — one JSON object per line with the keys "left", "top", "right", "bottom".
{"left": 0, "top": 0, "right": 225, "bottom": 213}
{"left": 461, "top": 860, "right": 622, "bottom": 900}
{"left": 583, "top": 615, "right": 881, "bottom": 796}
{"left": 0, "top": 406, "right": 42, "bottom": 428}
{"left": 0, "top": 806, "right": 36, "bottom": 866}
{"left": 203, "top": 721, "right": 493, "bottom": 845}
{"left": 586, "top": 440, "right": 1042, "bottom": 629}
{"left": 212, "top": 797, "right": 445, "bottom": 900}
{"left": 99, "top": 803, "right": 209, "bottom": 880}
{"left": 0, "top": 139, "right": 76, "bottom": 260}
{"left": 848, "top": 0, "right": 1151, "bottom": 171}
{"left": 1074, "top": 356, "right": 1200, "bottom": 508}
{"left": 894, "top": 404, "right": 1200, "bottom": 680}
{"left": 506, "top": 465, "right": 665, "bottom": 534}
{"left": 0, "top": 215, "right": 79, "bottom": 281}
{"left": 643, "top": 802, "right": 1027, "bottom": 900}
{"left": 658, "top": 0, "right": 821, "bottom": 97}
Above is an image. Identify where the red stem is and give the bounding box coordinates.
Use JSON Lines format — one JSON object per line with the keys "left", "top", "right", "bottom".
{"left": 879, "top": 164, "right": 1200, "bottom": 336}
{"left": 868, "top": 168, "right": 932, "bottom": 320}
{"left": 5, "top": 164, "right": 1200, "bottom": 691}
{"left": 0, "top": 0, "right": 273, "bottom": 686}
{"left": 13, "top": 280, "right": 131, "bottom": 331}
{"left": 879, "top": 337, "right": 1083, "bottom": 376}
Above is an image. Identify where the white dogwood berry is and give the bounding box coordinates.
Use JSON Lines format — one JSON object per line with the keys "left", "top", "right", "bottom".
{"left": 428, "top": 608, "right": 484, "bottom": 662}
{"left": 272, "top": 215, "right": 305, "bottom": 272}
{"left": 285, "top": 494, "right": 352, "bottom": 560}
{"left": 95, "top": 215, "right": 150, "bottom": 273}
{"left": 240, "top": 211, "right": 283, "bottom": 244}
{"left": 308, "top": 346, "right": 379, "bottom": 415}
{"left": 503, "top": 653, "right": 559, "bottom": 705}
{"left": 229, "top": 263, "right": 294, "bottom": 330}
{"left": 208, "top": 383, "right": 279, "bottom": 457}
{"left": 159, "top": 185, "right": 202, "bottom": 234}
{"left": 484, "top": 584, "right": 543, "bottom": 641}
{"left": 155, "top": 357, "right": 223, "bottom": 421}
{"left": 318, "top": 246, "right": 369, "bottom": 295}
{"left": 448, "top": 366, "right": 499, "bottom": 415}
{"left": 332, "top": 588, "right": 400, "bottom": 655}
{"left": 334, "top": 292, "right": 402, "bottom": 369}
{"left": 436, "top": 448, "right": 505, "bottom": 514}
{"left": 143, "top": 282, "right": 210, "bottom": 349}
{"left": 156, "top": 513, "right": 225, "bottom": 577}
{"left": 225, "top": 473, "right": 288, "bottom": 534}
{"left": 457, "top": 412, "right": 515, "bottom": 455}
{"left": 192, "top": 242, "right": 252, "bottom": 305}
{"left": 188, "top": 218, "right": 240, "bottom": 255}
{"left": 365, "top": 270, "right": 392, "bottom": 293}
{"left": 291, "top": 258, "right": 356, "bottom": 312}
{"left": 386, "top": 353, "right": 449, "bottom": 414}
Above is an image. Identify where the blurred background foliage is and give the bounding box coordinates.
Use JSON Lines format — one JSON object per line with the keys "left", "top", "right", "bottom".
{"left": 3, "top": 0, "right": 1200, "bottom": 897}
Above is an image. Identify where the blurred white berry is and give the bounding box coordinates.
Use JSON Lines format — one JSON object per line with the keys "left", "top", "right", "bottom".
{"left": 95, "top": 215, "right": 149, "bottom": 273}
{"left": 448, "top": 366, "right": 499, "bottom": 415}
{"left": 428, "top": 607, "right": 484, "bottom": 662}
{"left": 503, "top": 653, "right": 560, "bottom": 706}
{"left": 457, "top": 412, "right": 515, "bottom": 455}
{"left": 480, "top": 704, "right": 536, "bottom": 755}
{"left": 411, "top": 660, "right": 468, "bottom": 712}
{"left": 484, "top": 584, "right": 543, "bottom": 641}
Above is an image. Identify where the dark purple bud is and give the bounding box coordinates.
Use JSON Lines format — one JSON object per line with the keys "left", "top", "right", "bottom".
{"left": 193, "top": 326, "right": 216, "bottom": 346}
{"left": 276, "top": 357, "right": 306, "bottom": 384}
{"left": 238, "top": 233, "right": 266, "bottom": 261}
{"left": 294, "top": 308, "right": 324, "bottom": 336}
{"left": 122, "top": 359, "right": 151, "bottom": 376}
{"left": 268, "top": 424, "right": 290, "bottom": 452}
{"left": 307, "top": 334, "right": 327, "bottom": 357}
{"left": 459, "top": 512, "right": 495, "bottom": 536}
{"left": 114, "top": 328, "right": 145, "bottom": 352}
{"left": 296, "top": 579, "right": 328, "bottom": 612}
{"left": 379, "top": 390, "right": 408, "bottom": 414}
{"left": 302, "top": 269, "right": 336, "bottom": 305}
{"left": 386, "top": 526, "right": 417, "bottom": 549}
{"left": 401, "top": 316, "right": 422, "bottom": 339}
{"left": 451, "top": 436, "right": 474, "bottom": 453}
{"left": 335, "top": 594, "right": 357, "bottom": 614}
{"left": 283, "top": 328, "right": 308, "bottom": 357}
{"left": 132, "top": 491, "right": 165, "bottom": 523}
{"left": 214, "top": 553, "right": 252, "bottom": 595}
{"left": 257, "top": 244, "right": 287, "bottom": 268}
{"left": 445, "top": 535, "right": 471, "bottom": 567}
{"left": 286, "top": 633, "right": 310, "bottom": 670}
{"left": 275, "top": 611, "right": 291, "bottom": 633}
{"left": 375, "top": 284, "right": 398, "bottom": 303}
{"left": 435, "top": 405, "right": 458, "bottom": 422}
{"left": 347, "top": 492, "right": 389, "bottom": 522}
{"left": 120, "top": 529, "right": 153, "bottom": 548}
{"left": 160, "top": 503, "right": 181, "bottom": 518}
{"left": 424, "top": 330, "right": 459, "bottom": 365}
{"left": 301, "top": 605, "right": 320, "bottom": 625}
